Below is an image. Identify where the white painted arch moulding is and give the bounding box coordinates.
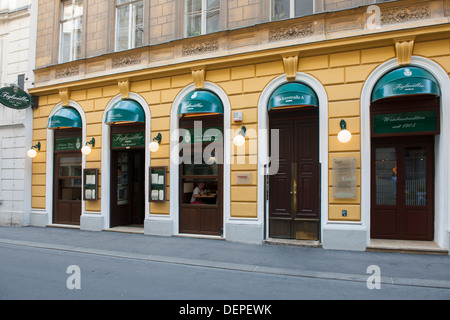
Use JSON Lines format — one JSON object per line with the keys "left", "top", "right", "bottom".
{"left": 40, "top": 101, "right": 87, "bottom": 226}
{"left": 360, "top": 56, "right": 450, "bottom": 252}
{"left": 162, "top": 82, "right": 231, "bottom": 238}
{"left": 99, "top": 93, "right": 151, "bottom": 230}
{"left": 257, "top": 73, "right": 329, "bottom": 243}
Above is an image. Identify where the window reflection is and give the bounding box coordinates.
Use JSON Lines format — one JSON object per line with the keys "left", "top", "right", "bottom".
{"left": 405, "top": 148, "right": 427, "bottom": 206}
{"left": 57, "top": 156, "right": 82, "bottom": 201}
{"left": 375, "top": 147, "right": 397, "bottom": 206}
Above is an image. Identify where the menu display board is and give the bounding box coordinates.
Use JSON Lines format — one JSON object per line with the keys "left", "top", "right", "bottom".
{"left": 83, "top": 168, "right": 98, "bottom": 201}
{"left": 149, "top": 166, "right": 167, "bottom": 202}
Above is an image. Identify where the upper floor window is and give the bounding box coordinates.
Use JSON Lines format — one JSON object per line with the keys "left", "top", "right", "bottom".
{"left": 115, "top": 0, "right": 144, "bottom": 51}
{"left": 60, "top": 0, "right": 83, "bottom": 63}
{"left": 271, "top": 0, "right": 313, "bottom": 21}
{"left": 185, "top": 0, "right": 220, "bottom": 37}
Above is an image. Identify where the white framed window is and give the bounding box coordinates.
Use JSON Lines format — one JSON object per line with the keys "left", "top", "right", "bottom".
{"left": 59, "top": 0, "right": 83, "bottom": 63}
{"left": 115, "top": 0, "right": 144, "bottom": 51}
{"left": 185, "top": 0, "right": 220, "bottom": 37}
{"left": 271, "top": 0, "right": 314, "bottom": 21}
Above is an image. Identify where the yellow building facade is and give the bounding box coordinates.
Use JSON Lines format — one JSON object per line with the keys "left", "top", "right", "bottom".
{"left": 29, "top": 0, "right": 450, "bottom": 252}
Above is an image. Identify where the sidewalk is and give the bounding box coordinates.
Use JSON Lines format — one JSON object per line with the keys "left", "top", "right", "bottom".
{"left": 0, "top": 226, "right": 449, "bottom": 289}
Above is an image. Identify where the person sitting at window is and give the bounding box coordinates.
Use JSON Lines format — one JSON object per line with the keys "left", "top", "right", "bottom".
{"left": 191, "top": 182, "right": 205, "bottom": 204}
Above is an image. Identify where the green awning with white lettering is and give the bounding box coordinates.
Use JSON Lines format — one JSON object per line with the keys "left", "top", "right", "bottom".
{"left": 48, "top": 107, "right": 82, "bottom": 129}
{"left": 268, "top": 82, "right": 318, "bottom": 110}
{"left": 371, "top": 67, "right": 440, "bottom": 103}
{"left": 178, "top": 90, "right": 223, "bottom": 116}
{"left": 105, "top": 99, "right": 145, "bottom": 124}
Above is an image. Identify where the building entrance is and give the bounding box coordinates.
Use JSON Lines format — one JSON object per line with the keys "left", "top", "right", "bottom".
{"left": 371, "top": 136, "right": 434, "bottom": 240}
{"left": 52, "top": 128, "right": 82, "bottom": 225}
{"left": 110, "top": 149, "right": 145, "bottom": 227}
{"left": 268, "top": 108, "right": 320, "bottom": 240}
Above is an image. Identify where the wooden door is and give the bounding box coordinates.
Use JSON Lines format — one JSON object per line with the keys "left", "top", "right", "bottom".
{"left": 53, "top": 153, "right": 82, "bottom": 225}
{"left": 371, "top": 136, "right": 434, "bottom": 240}
{"left": 269, "top": 110, "right": 320, "bottom": 240}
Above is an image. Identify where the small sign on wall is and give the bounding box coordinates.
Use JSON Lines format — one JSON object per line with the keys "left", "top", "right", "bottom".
{"left": 332, "top": 157, "right": 357, "bottom": 199}
{"left": 236, "top": 172, "right": 252, "bottom": 185}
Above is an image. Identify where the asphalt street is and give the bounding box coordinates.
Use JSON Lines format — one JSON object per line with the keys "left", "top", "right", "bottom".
{"left": 0, "top": 226, "right": 449, "bottom": 304}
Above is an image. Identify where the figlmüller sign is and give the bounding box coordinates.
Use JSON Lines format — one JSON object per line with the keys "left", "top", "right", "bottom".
{"left": 0, "top": 86, "right": 32, "bottom": 109}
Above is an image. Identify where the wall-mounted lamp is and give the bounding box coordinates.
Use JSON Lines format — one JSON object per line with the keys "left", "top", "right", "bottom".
{"left": 233, "top": 126, "right": 246, "bottom": 147}
{"left": 337, "top": 119, "right": 352, "bottom": 143}
{"left": 149, "top": 133, "right": 162, "bottom": 152}
{"left": 27, "top": 142, "right": 41, "bottom": 158}
{"left": 81, "top": 138, "right": 95, "bottom": 155}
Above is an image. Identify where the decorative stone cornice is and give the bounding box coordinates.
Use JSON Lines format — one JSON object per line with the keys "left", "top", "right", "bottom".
{"left": 112, "top": 54, "right": 142, "bottom": 68}
{"left": 282, "top": 54, "right": 299, "bottom": 81}
{"left": 117, "top": 79, "right": 130, "bottom": 99}
{"left": 269, "top": 23, "right": 314, "bottom": 42}
{"left": 381, "top": 5, "right": 431, "bottom": 24}
{"left": 55, "top": 66, "right": 79, "bottom": 79}
{"left": 191, "top": 67, "right": 205, "bottom": 89}
{"left": 59, "top": 88, "right": 70, "bottom": 106}
{"left": 395, "top": 37, "right": 415, "bottom": 66}
{"left": 182, "top": 40, "right": 218, "bottom": 56}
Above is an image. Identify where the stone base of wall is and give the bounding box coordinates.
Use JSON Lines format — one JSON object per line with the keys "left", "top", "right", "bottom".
{"left": 80, "top": 214, "right": 104, "bottom": 231}
{"left": 144, "top": 217, "right": 173, "bottom": 236}
{"left": 322, "top": 223, "right": 367, "bottom": 251}
{"left": 225, "top": 220, "right": 263, "bottom": 244}
{"left": 29, "top": 210, "right": 48, "bottom": 227}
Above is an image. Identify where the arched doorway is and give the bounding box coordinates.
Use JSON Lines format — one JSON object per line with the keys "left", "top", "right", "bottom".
{"left": 48, "top": 106, "right": 83, "bottom": 225}
{"left": 105, "top": 98, "right": 147, "bottom": 228}
{"left": 267, "top": 82, "right": 321, "bottom": 240}
{"left": 177, "top": 89, "right": 224, "bottom": 236}
{"left": 370, "top": 66, "right": 440, "bottom": 240}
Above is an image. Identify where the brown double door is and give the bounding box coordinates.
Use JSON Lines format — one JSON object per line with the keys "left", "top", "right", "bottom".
{"left": 371, "top": 136, "right": 434, "bottom": 240}
{"left": 110, "top": 149, "right": 145, "bottom": 227}
{"left": 269, "top": 110, "right": 320, "bottom": 240}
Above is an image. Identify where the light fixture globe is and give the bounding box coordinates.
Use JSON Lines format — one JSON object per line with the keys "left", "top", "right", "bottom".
{"left": 148, "top": 141, "right": 159, "bottom": 152}
{"left": 337, "top": 119, "right": 352, "bottom": 143}
{"left": 233, "top": 134, "right": 245, "bottom": 147}
{"left": 233, "top": 126, "right": 247, "bottom": 147}
{"left": 338, "top": 129, "right": 352, "bottom": 143}
{"left": 27, "top": 142, "right": 41, "bottom": 158}
{"left": 81, "top": 145, "right": 92, "bottom": 155}
{"left": 27, "top": 149, "right": 37, "bottom": 158}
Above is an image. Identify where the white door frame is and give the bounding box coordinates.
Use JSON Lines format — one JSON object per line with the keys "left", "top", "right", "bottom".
{"left": 360, "top": 56, "right": 450, "bottom": 250}
{"left": 45, "top": 101, "right": 87, "bottom": 225}
{"left": 258, "top": 73, "right": 329, "bottom": 241}
{"left": 169, "top": 82, "right": 231, "bottom": 237}
{"left": 101, "top": 93, "right": 151, "bottom": 229}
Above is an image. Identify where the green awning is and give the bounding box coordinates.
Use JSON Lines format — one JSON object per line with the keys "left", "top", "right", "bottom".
{"left": 268, "top": 82, "right": 318, "bottom": 110}
{"left": 48, "top": 107, "right": 82, "bottom": 129}
{"left": 178, "top": 90, "right": 223, "bottom": 116}
{"left": 371, "top": 67, "right": 440, "bottom": 103}
{"left": 105, "top": 99, "right": 145, "bottom": 124}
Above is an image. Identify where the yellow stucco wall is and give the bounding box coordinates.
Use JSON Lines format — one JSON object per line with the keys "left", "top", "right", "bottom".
{"left": 30, "top": 37, "right": 450, "bottom": 223}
